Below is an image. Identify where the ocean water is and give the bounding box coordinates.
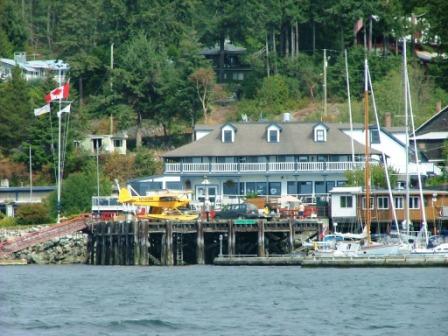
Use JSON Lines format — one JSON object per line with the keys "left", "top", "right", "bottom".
{"left": 1, "top": 265, "right": 447, "bottom": 336}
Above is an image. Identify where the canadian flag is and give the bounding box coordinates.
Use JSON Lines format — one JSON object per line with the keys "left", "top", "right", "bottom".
{"left": 45, "top": 82, "right": 70, "bottom": 103}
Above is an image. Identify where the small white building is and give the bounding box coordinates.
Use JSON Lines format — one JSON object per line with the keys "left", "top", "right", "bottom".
{"left": 330, "top": 187, "right": 362, "bottom": 220}
{"left": 78, "top": 132, "right": 128, "bottom": 155}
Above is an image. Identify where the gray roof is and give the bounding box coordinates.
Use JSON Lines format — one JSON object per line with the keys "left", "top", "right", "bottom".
{"left": 0, "top": 186, "right": 55, "bottom": 192}
{"left": 200, "top": 42, "right": 246, "bottom": 56}
{"left": 165, "top": 122, "right": 378, "bottom": 158}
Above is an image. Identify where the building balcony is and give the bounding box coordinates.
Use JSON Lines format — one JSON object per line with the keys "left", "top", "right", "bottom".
{"left": 164, "top": 161, "right": 378, "bottom": 175}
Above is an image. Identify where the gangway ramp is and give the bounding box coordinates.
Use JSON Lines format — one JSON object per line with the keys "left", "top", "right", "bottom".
{"left": 0, "top": 214, "right": 91, "bottom": 258}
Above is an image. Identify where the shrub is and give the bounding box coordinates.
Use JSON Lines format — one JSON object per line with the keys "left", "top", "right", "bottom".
{"left": 0, "top": 216, "right": 17, "bottom": 227}
{"left": 15, "top": 203, "right": 51, "bottom": 225}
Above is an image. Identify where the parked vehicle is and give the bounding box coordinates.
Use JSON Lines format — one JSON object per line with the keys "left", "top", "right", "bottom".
{"left": 214, "top": 203, "right": 259, "bottom": 220}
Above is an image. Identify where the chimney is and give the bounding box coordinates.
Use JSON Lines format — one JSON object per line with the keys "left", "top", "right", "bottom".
{"left": 436, "top": 101, "right": 442, "bottom": 113}
{"left": 283, "top": 112, "right": 291, "bottom": 122}
{"left": 384, "top": 112, "right": 392, "bottom": 128}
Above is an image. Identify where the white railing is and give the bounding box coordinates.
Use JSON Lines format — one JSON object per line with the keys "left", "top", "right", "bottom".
{"left": 211, "top": 163, "right": 239, "bottom": 172}
{"left": 165, "top": 163, "right": 181, "bottom": 173}
{"left": 297, "top": 162, "right": 325, "bottom": 171}
{"left": 164, "top": 161, "right": 377, "bottom": 174}
{"left": 268, "top": 162, "right": 295, "bottom": 171}
{"left": 240, "top": 162, "right": 267, "bottom": 172}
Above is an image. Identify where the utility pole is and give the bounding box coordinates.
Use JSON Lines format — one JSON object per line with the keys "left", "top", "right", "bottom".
{"left": 110, "top": 43, "right": 114, "bottom": 134}
{"left": 323, "top": 49, "right": 327, "bottom": 120}
{"left": 29, "top": 145, "right": 32, "bottom": 202}
{"left": 265, "top": 33, "right": 270, "bottom": 77}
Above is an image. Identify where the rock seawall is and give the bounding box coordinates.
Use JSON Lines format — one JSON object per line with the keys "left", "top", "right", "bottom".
{"left": 0, "top": 227, "right": 88, "bottom": 264}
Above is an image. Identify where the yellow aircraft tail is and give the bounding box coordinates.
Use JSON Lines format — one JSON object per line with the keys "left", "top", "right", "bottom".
{"left": 118, "top": 187, "right": 134, "bottom": 204}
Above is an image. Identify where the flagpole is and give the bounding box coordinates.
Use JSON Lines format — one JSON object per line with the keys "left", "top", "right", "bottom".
{"left": 29, "top": 145, "right": 32, "bottom": 202}
{"left": 57, "top": 70, "right": 62, "bottom": 224}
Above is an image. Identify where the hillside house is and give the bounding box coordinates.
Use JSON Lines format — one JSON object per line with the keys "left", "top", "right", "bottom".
{"left": 200, "top": 40, "right": 250, "bottom": 83}
{"left": 414, "top": 105, "right": 448, "bottom": 166}
{"left": 77, "top": 132, "right": 128, "bottom": 155}
{"left": 0, "top": 52, "right": 69, "bottom": 82}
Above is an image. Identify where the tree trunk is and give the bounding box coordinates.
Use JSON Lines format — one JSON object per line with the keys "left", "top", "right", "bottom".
{"left": 340, "top": 24, "right": 344, "bottom": 51}
{"left": 136, "top": 114, "right": 142, "bottom": 148}
{"left": 46, "top": 4, "right": 52, "bottom": 51}
{"left": 79, "top": 77, "right": 83, "bottom": 106}
{"left": 266, "top": 32, "right": 270, "bottom": 77}
{"left": 272, "top": 29, "right": 278, "bottom": 74}
{"left": 312, "top": 20, "right": 316, "bottom": 54}
{"left": 219, "top": 33, "right": 225, "bottom": 82}
{"left": 296, "top": 22, "right": 299, "bottom": 55}
{"left": 291, "top": 23, "right": 295, "bottom": 58}
{"left": 285, "top": 25, "right": 289, "bottom": 58}
{"left": 191, "top": 110, "right": 196, "bottom": 142}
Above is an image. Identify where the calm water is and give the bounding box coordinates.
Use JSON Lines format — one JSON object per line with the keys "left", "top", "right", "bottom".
{"left": 1, "top": 265, "right": 447, "bottom": 336}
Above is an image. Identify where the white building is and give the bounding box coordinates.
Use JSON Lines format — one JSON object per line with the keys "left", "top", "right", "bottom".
{"left": 343, "top": 124, "right": 441, "bottom": 179}
{"left": 149, "top": 121, "right": 382, "bottom": 206}
{"left": 78, "top": 132, "right": 128, "bottom": 155}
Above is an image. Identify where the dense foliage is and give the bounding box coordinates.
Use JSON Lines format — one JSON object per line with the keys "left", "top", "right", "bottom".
{"left": 1, "top": 0, "right": 448, "bottom": 193}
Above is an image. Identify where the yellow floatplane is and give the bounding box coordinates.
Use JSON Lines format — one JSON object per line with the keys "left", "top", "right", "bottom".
{"left": 117, "top": 184, "right": 198, "bottom": 221}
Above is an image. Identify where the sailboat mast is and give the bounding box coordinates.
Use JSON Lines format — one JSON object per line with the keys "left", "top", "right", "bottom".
{"left": 57, "top": 70, "right": 62, "bottom": 224}
{"left": 345, "top": 50, "right": 356, "bottom": 164}
{"left": 364, "top": 58, "right": 371, "bottom": 245}
{"left": 403, "top": 39, "right": 410, "bottom": 236}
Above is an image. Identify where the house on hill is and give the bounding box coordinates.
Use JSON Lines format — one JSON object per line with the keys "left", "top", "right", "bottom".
{"left": 200, "top": 40, "right": 250, "bottom": 83}
{"left": 0, "top": 52, "right": 69, "bottom": 82}
{"left": 342, "top": 124, "right": 441, "bottom": 181}
{"left": 76, "top": 131, "right": 128, "bottom": 155}
{"left": 414, "top": 105, "right": 448, "bottom": 166}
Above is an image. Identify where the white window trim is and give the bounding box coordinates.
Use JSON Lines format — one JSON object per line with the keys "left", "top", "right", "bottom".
{"left": 394, "top": 196, "right": 404, "bottom": 209}
{"left": 377, "top": 196, "right": 389, "bottom": 210}
{"left": 222, "top": 127, "right": 235, "bottom": 143}
{"left": 362, "top": 197, "right": 374, "bottom": 210}
{"left": 267, "top": 125, "right": 281, "bottom": 143}
{"left": 340, "top": 195, "right": 353, "bottom": 208}
{"left": 409, "top": 196, "right": 420, "bottom": 209}
{"left": 268, "top": 129, "right": 279, "bottom": 143}
{"left": 314, "top": 126, "right": 327, "bottom": 142}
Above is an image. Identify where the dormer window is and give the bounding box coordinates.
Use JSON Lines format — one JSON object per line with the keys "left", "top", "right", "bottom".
{"left": 269, "top": 130, "right": 278, "bottom": 142}
{"left": 223, "top": 130, "right": 233, "bottom": 143}
{"left": 316, "top": 129, "right": 325, "bottom": 142}
{"left": 266, "top": 123, "right": 282, "bottom": 143}
{"left": 313, "top": 123, "right": 328, "bottom": 142}
{"left": 221, "top": 123, "right": 236, "bottom": 143}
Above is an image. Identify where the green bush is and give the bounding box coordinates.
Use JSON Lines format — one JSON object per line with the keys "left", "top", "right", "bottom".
{"left": 0, "top": 216, "right": 17, "bottom": 227}
{"left": 15, "top": 203, "right": 50, "bottom": 225}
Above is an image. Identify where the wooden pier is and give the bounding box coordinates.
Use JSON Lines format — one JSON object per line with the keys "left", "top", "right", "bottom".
{"left": 87, "top": 219, "right": 321, "bottom": 265}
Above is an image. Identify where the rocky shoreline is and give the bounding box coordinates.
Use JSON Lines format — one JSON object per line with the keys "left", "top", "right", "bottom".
{"left": 0, "top": 227, "right": 88, "bottom": 264}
